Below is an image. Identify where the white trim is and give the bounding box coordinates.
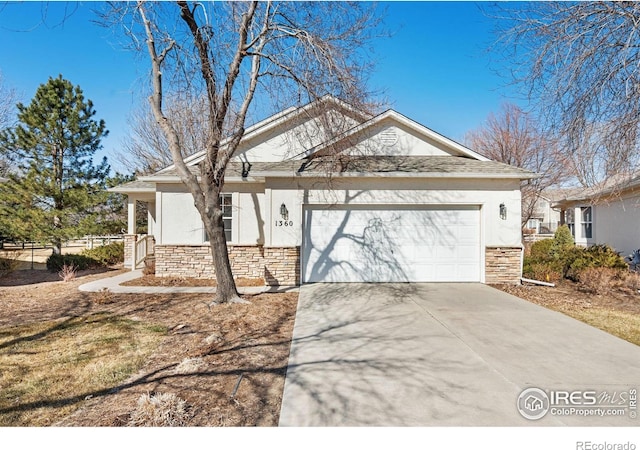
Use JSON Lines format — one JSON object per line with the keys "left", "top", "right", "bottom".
{"left": 231, "top": 192, "right": 240, "bottom": 244}
{"left": 265, "top": 187, "right": 273, "bottom": 246}
{"left": 141, "top": 171, "right": 533, "bottom": 184}
{"left": 156, "top": 190, "right": 163, "bottom": 245}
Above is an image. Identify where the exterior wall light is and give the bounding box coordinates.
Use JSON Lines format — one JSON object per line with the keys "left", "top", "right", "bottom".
{"left": 280, "top": 203, "right": 289, "bottom": 221}
{"left": 241, "top": 161, "right": 252, "bottom": 178}
{"left": 499, "top": 203, "right": 507, "bottom": 220}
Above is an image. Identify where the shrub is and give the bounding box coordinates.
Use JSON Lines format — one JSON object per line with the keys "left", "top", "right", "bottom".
{"left": 550, "top": 225, "right": 574, "bottom": 259}
{"left": 523, "top": 261, "right": 563, "bottom": 283}
{"left": 621, "top": 271, "right": 640, "bottom": 291}
{"left": 577, "top": 267, "right": 623, "bottom": 295}
{"left": 0, "top": 251, "right": 20, "bottom": 278}
{"left": 81, "top": 242, "right": 124, "bottom": 266}
{"left": 46, "top": 253, "right": 99, "bottom": 272}
{"left": 143, "top": 257, "right": 155, "bottom": 276}
{"left": 524, "top": 227, "right": 627, "bottom": 284}
{"left": 529, "top": 239, "right": 554, "bottom": 261}
{"left": 128, "top": 392, "right": 190, "bottom": 427}
{"left": 58, "top": 264, "right": 77, "bottom": 282}
{"left": 565, "top": 244, "right": 627, "bottom": 281}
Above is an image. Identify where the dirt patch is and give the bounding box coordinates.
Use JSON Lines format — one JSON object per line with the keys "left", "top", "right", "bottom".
{"left": 122, "top": 275, "right": 265, "bottom": 288}
{"left": 0, "top": 270, "right": 298, "bottom": 426}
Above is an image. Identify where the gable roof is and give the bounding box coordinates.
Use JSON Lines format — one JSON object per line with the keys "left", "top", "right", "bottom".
{"left": 306, "top": 109, "right": 489, "bottom": 162}
{"left": 158, "top": 95, "right": 373, "bottom": 173}
{"left": 553, "top": 172, "right": 640, "bottom": 206}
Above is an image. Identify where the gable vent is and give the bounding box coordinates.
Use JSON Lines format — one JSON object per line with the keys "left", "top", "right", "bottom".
{"left": 380, "top": 127, "right": 398, "bottom": 147}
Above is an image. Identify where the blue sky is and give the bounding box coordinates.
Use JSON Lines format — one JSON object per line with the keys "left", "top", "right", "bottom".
{"left": 0, "top": 1, "right": 522, "bottom": 173}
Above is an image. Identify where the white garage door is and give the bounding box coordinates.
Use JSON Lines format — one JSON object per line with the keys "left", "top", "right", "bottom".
{"left": 302, "top": 205, "right": 481, "bottom": 283}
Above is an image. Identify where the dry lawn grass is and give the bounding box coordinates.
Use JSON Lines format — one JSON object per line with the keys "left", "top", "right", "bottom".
{"left": 0, "top": 313, "right": 166, "bottom": 426}
{"left": 0, "top": 269, "right": 298, "bottom": 426}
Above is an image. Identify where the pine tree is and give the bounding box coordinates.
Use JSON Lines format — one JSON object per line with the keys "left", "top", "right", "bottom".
{"left": 0, "top": 75, "right": 109, "bottom": 254}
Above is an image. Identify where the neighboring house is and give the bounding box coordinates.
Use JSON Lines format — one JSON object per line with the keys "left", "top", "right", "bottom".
{"left": 0, "top": 177, "right": 7, "bottom": 183}
{"left": 524, "top": 191, "right": 562, "bottom": 236}
{"left": 111, "top": 96, "right": 535, "bottom": 285}
{"left": 553, "top": 175, "right": 640, "bottom": 258}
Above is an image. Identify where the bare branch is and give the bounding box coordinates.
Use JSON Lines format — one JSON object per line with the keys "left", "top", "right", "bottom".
{"left": 493, "top": 2, "right": 640, "bottom": 185}
{"left": 137, "top": 1, "right": 204, "bottom": 208}
{"left": 105, "top": 1, "right": 384, "bottom": 303}
{"left": 466, "top": 103, "right": 567, "bottom": 228}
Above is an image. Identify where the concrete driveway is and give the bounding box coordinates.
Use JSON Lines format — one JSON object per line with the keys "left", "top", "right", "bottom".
{"left": 279, "top": 283, "right": 640, "bottom": 426}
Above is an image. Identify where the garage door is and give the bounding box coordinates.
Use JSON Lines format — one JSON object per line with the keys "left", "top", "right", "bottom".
{"left": 302, "top": 205, "right": 481, "bottom": 283}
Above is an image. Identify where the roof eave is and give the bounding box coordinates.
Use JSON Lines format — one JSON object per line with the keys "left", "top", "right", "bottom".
{"left": 108, "top": 186, "right": 156, "bottom": 194}
{"left": 242, "top": 171, "right": 535, "bottom": 180}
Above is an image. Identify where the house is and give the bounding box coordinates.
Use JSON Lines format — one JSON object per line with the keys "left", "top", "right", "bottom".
{"left": 111, "top": 96, "right": 536, "bottom": 285}
{"left": 524, "top": 191, "right": 562, "bottom": 236}
{"left": 524, "top": 189, "right": 564, "bottom": 241}
{"left": 553, "top": 174, "right": 640, "bottom": 259}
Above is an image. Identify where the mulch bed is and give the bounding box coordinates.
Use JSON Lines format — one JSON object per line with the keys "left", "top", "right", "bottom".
{"left": 121, "top": 275, "right": 265, "bottom": 288}
{"left": 495, "top": 280, "right": 640, "bottom": 315}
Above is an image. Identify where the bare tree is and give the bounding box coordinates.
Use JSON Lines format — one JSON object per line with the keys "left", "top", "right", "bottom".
{"left": 465, "top": 103, "right": 565, "bottom": 230}
{"left": 118, "top": 95, "right": 211, "bottom": 175}
{"left": 494, "top": 2, "right": 640, "bottom": 184}
{"left": 102, "top": 1, "right": 383, "bottom": 303}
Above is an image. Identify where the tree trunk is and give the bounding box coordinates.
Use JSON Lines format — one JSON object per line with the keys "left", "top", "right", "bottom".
{"left": 52, "top": 240, "right": 62, "bottom": 256}
{"left": 205, "top": 206, "right": 241, "bottom": 304}
{"left": 52, "top": 214, "right": 62, "bottom": 256}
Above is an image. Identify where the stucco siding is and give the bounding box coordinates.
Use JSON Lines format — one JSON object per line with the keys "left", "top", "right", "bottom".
{"left": 234, "top": 108, "right": 361, "bottom": 162}
{"left": 159, "top": 188, "right": 204, "bottom": 245}
{"left": 153, "top": 177, "right": 523, "bottom": 285}
{"left": 344, "top": 122, "right": 462, "bottom": 158}
{"left": 593, "top": 192, "right": 640, "bottom": 257}
{"left": 264, "top": 177, "right": 523, "bottom": 248}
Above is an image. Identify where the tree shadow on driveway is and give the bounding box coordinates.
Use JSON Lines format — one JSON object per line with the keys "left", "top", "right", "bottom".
{"left": 279, "top": 283, "right": 522, "bottom": 426}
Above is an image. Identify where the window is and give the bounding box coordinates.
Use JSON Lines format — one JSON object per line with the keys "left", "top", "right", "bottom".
{"left": 565, "top": 209, "right": 575, "bottom": 237}
{"left": 221, "top": 194, "right": 232, "bottom": 242}
{"left": 204, "top": 194, "right": 233, "bottom": 242}
{"left": 581, "top": 206, "right": 592, "bottom": 239}
{"left": 527, "top": 218, "right": 540, "bottom": 233}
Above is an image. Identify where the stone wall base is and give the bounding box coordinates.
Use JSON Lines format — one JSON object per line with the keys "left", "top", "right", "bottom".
{"left": 123, "top": 235, "right": 136, "bottom": 269}
{"left": 155, "top": 244, "right": 300, "bottom": 286}
{"left": 485, "top": 246, "right": 522, "bottom": 284}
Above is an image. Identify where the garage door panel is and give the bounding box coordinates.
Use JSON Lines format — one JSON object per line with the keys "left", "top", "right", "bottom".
{"left": 302, "top": 206, "right": 481, "bottom": 283}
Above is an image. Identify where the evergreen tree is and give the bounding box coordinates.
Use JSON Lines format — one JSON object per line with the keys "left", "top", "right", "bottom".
{"left": 0, "top": 75, "right": 109, "bottom": 254}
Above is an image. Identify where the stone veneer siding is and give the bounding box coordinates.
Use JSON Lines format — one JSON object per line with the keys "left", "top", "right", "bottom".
{"left": 485, "top": 246, "right": 522, "bottom": 284}
{"left": 124, "top": 235, "right": 136, "bottom": 269}
{"left": 155, "top": 244, "right": 300, "bottom": 286}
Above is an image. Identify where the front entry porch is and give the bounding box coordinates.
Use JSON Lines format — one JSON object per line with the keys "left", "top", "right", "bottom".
{"left": 124, "top": 192, "right": 156, "bottom": 270}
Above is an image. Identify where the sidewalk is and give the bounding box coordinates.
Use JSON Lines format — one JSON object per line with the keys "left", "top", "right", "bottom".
{"left": 78, "top": 270, "right": 297, "bottom": 295}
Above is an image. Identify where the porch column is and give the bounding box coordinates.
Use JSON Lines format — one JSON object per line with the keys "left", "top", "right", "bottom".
{"left": 125, "top": 196, "right": 138, "bottom": 269}
{"left": 127, "top": 197, "right": 137, "bottom": 235}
